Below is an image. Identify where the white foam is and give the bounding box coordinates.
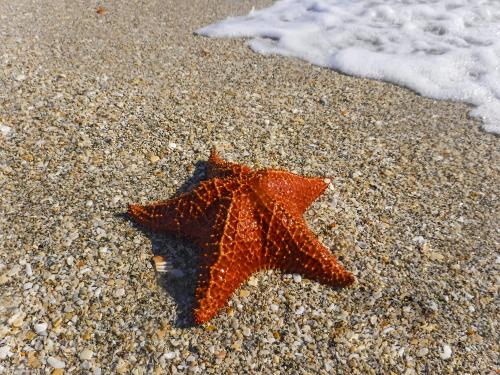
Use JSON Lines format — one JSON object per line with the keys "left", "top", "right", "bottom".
{"left": 198, "top": 0, "right": 500, "bottom": 134}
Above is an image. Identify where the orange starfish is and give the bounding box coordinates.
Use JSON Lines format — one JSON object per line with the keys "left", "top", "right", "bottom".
{"left": 129, "top": 150, "right": 355, "bottom": 323}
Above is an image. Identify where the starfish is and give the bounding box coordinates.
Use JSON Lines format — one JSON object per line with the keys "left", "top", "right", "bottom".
{"left": 128, "top": 149, "right": 355, "bottom": 323}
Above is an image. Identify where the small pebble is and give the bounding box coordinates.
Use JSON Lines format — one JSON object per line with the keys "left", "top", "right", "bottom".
{"left": 356, "top": 241, "right": 367, "bottom": 249}
{"left": 79, "top": 349, "right": 94, "bottom": 361}
{"left": 413, "top": 236, "right": 425, "bottom": 245}
{"left": 417, "top": 347, "right": 428, "bottom": 357}
{"left": 25, "top": 263, "right": 32, "bottom": 276}
{"left": 116, "top": 359, "right": 128, "bottom": 373}
{"left": 428, "top": 300, "right": 439, "bottom": 311}
{"left": 247, "top": 276, "right": 258, "bottom": 287}
{"left": 292, "top": 274, "right": 302, "bottom": 283}
{"left": 0, "top": 274, "right": 8, "bottom": 285}
{"left": 295, "top": 306, "right": 305, "bottom": 315}
{"left": 0, "top": 346, "right": 13, "bottom": 360}
{"left": 99, "top": 247, "right": 110, "bottom": 258}
{"left": 66, "top": 256, "right": 75, "bottom": 266}
{"left": 164, "top": 351, "right": 176, "bottom": 360}
{"left": 231, "top": 341, "right": 242, "bottom": 351}
{"left": 114, "top": 288, "right": 126, "bottom": 298}
{"left": 427, "top": 251, "right": 445, "bottom": 261}
{"left": 0, "top": 124, "right": 12, "bottom": 137}
{"left": 8, "top": 310, "right": 25, "bottom": 327}
{"left": 7, "top": 265, "right": 21, "bottom": 276}
{"left": 47, "top": 356, "right": 66, "bottom": 369}
{"left": 326, "top": 303, "right": 337, "bottom": 312}
{"left": 34, "top": 322, "right": 48, "bottom": 334}
{"left": 440, "top": 344, "right": 452, "bottom": 360}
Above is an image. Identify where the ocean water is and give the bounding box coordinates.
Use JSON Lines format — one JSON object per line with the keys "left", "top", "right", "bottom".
{"left": 198, "top": 0, "right": 500, "bottom": 134}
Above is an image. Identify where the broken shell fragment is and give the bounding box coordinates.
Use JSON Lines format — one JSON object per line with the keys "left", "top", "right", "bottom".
{"left": 152, "top": 255, "right": 170, "bottom": 273}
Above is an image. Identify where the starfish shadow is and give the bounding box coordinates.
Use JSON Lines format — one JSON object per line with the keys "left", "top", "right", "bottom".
{"left": 121, "top": 213, "right": 202, "bottom": 328}
{"left": 121, "top": 160, "right": 211, "bottom": 328}
{"left": 174, "top": 160, "right": 208, "bottom": 196}
{"left": 149, "top": 234, "right": 201, "bottom": 328}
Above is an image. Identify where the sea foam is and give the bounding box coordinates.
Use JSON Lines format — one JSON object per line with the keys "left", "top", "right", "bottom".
{"left": 198, "top": 0, "right": 500, "bottom": 134}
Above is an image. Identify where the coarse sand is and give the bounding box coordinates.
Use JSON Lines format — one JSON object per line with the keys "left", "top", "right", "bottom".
{"left": 0, "top": 0, "right": 498, "bottom": 373}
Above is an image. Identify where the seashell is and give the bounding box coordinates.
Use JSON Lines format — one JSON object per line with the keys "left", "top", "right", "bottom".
{"left": 152, "top": 255, "right": 170, "bottom": 273}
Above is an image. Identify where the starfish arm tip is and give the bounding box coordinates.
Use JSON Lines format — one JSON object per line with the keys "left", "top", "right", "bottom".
{"left": 343, "top": 272, "right": 356, "bottom": 286}
{"left": 193, "top": 309, "right": 216, "bottom": 325}
{"left": 128, "top": 203, "right": 145, "bottom": 220}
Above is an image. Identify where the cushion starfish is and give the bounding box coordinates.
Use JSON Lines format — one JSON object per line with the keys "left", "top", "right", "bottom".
{"left": 128, "top": 149, "right": 355, "bottom": 324}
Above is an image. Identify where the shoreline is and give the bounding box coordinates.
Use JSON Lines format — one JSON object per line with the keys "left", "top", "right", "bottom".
{"left": 1, "top": 0, "right": 498, "bottom": 373}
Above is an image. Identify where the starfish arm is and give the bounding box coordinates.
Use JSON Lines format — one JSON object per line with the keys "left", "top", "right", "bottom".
{"left": 255, "top": 170, "right": 328, "bottom": 216}
{"left": 194, "top": 244, "right": 259, "bottom": 323}
{"left": 207, "top": 149, "right": 252, "bottom": 179}
{"left": 194, "top": 193, "right": 263, "bottom": 323}
{"left": 260, "top": 198, "right": 355, "bottom": 287}
{"left": 128, "top": 178, "right": 237, "bottom": 239}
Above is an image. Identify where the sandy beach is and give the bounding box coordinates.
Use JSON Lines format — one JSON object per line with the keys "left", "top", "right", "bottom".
{"left": 1, "top": 0, "right": 498, "bottom": 373}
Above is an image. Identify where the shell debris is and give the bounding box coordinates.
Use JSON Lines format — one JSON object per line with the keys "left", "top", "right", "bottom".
{"left": 152, "top": 255, "right": 170, "bottom": 273}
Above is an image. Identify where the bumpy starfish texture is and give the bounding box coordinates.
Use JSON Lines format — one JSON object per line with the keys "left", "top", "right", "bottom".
{"left": 129, "top": 150, "right": 355, "bottom": 324}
